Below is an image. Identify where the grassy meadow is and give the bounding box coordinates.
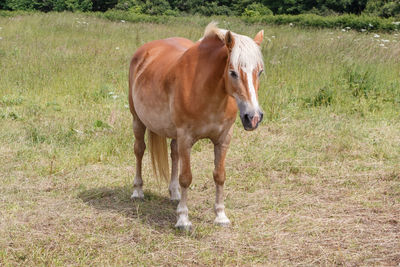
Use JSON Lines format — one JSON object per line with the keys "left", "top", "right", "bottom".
{"left": 0, "top": 12, "right": 399, "bottom": 266}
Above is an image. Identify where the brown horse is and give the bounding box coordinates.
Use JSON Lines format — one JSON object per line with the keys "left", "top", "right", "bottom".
{"left": 128, "top": 22, "right": 264, "bottom": 230}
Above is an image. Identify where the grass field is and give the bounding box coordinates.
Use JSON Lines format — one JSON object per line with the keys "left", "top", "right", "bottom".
{"left": 0, "top": 12, "right": 399, "bottom": 266}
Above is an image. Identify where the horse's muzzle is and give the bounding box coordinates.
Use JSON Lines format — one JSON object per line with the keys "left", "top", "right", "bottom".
{"left": 235, "top": 98, "right": 263, "bottom": 131}
{"left": 241, "top": 111, "right": 263, "bottom": 131}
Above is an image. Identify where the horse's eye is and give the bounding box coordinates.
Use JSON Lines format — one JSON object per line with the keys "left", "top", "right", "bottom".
{"left": 229, "top": 70, "right": 238, "bottom": 79}
{"left": 258, "top": 70, "right": 264, "bottom": 77}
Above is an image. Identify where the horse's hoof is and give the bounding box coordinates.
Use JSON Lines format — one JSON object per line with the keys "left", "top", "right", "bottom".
{"left": 175, "top": 217, "right": 192, "bottom": 231}
{"left": 214, "top": 217, "right": 231, "bottom": 227}
{"left": 131, "top": 189, "right": 144, "bottom": 200}
{"left": 175, "top": 223, "right": 192, "bottom": 232}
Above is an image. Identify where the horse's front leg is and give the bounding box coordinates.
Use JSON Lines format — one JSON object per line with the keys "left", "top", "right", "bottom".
{"left": 175, "top": 134, "right": 193, "bottom": 230}
{"left": 213, "top": 127, "right": 233, "bottom": 226}
{"left": 169, "top": 139, "right": 181, "bottom": 201}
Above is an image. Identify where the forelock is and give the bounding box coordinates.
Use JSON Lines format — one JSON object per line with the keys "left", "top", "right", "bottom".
{"left": 230, "top": 34, "right": 264, "bottom": 72}
{"left": 202, "top": 22, "right": 264, "bottom": 71}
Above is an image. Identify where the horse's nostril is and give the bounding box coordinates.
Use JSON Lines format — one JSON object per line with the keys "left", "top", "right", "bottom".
{"left": 260, "top": 112, "right": 264, "bottom": 122}
{"left": 244, "top": 114, "right": 251, "bottom": 122}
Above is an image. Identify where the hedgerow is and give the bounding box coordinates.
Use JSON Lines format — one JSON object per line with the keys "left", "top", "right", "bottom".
{"left": 242, "top": 14, "right": 400, "bottom": 32}
{"left": 95, "top": 10, "right": 400, "bottom": 32}
{"left": 1, "top": 10, "right": 399, "bottom": 32}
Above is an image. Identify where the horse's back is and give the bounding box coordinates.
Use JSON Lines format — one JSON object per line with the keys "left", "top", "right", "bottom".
{"left": 129, "top": 37, "right": 195, "bottom": 138}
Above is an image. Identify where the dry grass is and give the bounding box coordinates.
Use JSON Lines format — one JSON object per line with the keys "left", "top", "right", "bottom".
{"left": 0, "top": 12, "right": 399, "bottom": 266}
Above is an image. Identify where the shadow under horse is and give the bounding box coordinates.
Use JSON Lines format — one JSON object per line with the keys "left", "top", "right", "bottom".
{"left": 78, "top": 186, "right": 180, "bottom": 229}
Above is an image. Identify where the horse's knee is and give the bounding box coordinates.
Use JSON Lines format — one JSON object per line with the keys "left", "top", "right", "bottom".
{"left": 213, "top": 169, "right": 226, "bottom": 186}
{"left": 179, "top": 172, "right": 192, "bottom": 188}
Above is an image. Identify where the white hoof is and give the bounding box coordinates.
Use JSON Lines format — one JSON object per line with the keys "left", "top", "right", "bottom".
{"left": 175, "top": 220, "right": 192, "bottom": 231}
{"left": 169, "top": 188, "right": 181, "bottom": 201}
{"left": 131, "top": 189, "right": 144, "bottom": 200}
{"left": 214, "top": 214, "right": 230, "bottom": 227}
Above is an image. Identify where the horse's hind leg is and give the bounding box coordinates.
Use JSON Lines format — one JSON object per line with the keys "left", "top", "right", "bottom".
{"left": 169, "top": 139, "right": 181, "bottom": 201}
{"left": 131, "top": 117, "right": 146, "bottom": 199}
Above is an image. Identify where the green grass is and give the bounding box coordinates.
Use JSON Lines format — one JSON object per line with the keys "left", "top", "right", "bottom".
{"left": 0, "top": 12, "right": 399, "bottom": 266}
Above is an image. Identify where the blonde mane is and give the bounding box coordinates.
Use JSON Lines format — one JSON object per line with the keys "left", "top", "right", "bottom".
{"left": 203, "top": 22, "right": 264, "bottom": 72}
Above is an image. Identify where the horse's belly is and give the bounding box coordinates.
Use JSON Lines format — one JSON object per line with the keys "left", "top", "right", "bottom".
{"left": 133, "top": 95, "right": 177, "bottom": 138}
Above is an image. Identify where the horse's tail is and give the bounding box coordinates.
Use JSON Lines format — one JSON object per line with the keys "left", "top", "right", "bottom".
{"left": 148, "top": 131, "right": 169, "bottom": 183}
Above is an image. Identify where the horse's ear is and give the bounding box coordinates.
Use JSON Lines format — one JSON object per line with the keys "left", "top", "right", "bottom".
{"left": 225, "top": 31, "right": 234, "bottom": 52}
{"left": 254, "top": 30, "right": 264, "bottom": 46}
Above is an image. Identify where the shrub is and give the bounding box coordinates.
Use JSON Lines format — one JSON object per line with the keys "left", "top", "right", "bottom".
{"left": 2, "top": 0, "right": 92, "bottom": 11}
{"left": 193, "top": 2, "right": 232, "bottom": 16}
{"left": 364, "top": 0, "right": 400, "bottom": 18}
{"left": 242, "top": 3, "right": 273, "bottom": 17}
{"left": 242, "top": 13, "right": 400, "bottom": 32}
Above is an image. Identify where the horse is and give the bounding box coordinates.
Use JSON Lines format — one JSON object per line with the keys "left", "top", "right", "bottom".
{"left": 128, "top": 22, "right": 264, "bottom": 230}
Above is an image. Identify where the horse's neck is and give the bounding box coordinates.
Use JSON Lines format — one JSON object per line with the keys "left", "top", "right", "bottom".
{"left": 193, "top": 39, "right": 231, "bottom": 107}
{"left": 168, "top": 36, "right": 237, "bottom": 118}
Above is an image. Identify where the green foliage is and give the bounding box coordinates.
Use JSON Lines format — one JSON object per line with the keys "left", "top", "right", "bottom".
{"left": 304, "top": 87, "right": 334, "bottom": 107}
{"left": 0, "top": 0, "right": 392, "bottom": 17}
{"left": 364, "top": 0, "right": 400, "bottom": 18}
{"left": 192, "top": 1, "right": 232, "bottom": 16}
{"left": 2, "top": 0, "right": 92, "bottom": 11}
{"left": 92, "top": 0, "right": 117, "bottom": 11}
{"left": 243, "top": 13, "right": 400, "bottom": 31}
{"left": 3, "top": 0, "right": 34, "bottom": 10}
{"left": 262, "top": 0, "right": 368, "bottom": 15}
{"left": 114, "top": 0, "right": 178, "bottom": 15}
{"left": 347, "top": 67, "right": 376, "bottom": 99}
{"left": 142, "top": 0, "right": 171, "bottom": 15}
{"left": 242, "top": 3, "right": 272, "bottom": 17}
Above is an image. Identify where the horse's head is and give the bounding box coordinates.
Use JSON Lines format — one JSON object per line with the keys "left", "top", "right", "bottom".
{"left": 223, "top": 30, "right": 264, "bottom": 131}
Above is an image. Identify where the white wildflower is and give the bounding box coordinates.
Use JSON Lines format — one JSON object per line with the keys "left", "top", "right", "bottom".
{"left": 379, "top": 43, "right": 385, "bottom": 47}
{"left": 369, "top": 23, "right": 373, "bottom": 27}
{"left": 374, "top": 34, "right": 380, "bottom": 38}
{"left": 108, "top": 92, "right": 115, "bottom": 95}
{"left": 289, "top": 23, "right": 294, "bottom": 27}
{"left": 0, "top": 37, "right": 2, "bottom": 40}
{"left": 73, "top": 129, "right": 83, "bottom": 134}
{"left": 121, "top": 20, "right": 126, "bottom": 23}
{"left": 271, "top": 35, "right": 276, "bottom": 38}
{"left": 342, "top": 29, "right": 346, "bottom": 32}
{"left": 112, "top": 95, "right": 118, "bottom": 99}
{"left": 361, "top": 29, "right": 366, "bottom": 32}
{"left": 124, "top": 104, "right": 129, "bottom": 109}
{"left": 345, "top": 26, "right": 351, "bottom": 30}
{"left": 381, "top": 39, "right": 390, "bottom": 43}
{"left": 115, "top": 47, "right": 120, "bottom": 50}
{"left": 392, "top": 21, "right": 400, "bottom": 26}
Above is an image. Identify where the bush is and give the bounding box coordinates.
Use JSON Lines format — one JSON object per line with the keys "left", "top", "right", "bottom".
{"left": 242, "top": 13, "right": 400, "bottom": 32}
{"left": 193, "top": 2, "right": 232, "bottom": 16}
{"left": 381, "top": 1, "right": 400, "bottom": 18}
{"left": 2, "top": 0, "right": 92, "bottom": 11}
{"left": 242, "top": 3, "right": 273, "bottom": 17}
{"left": 364, "top": 0, "right": 400, "bottom": 18}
